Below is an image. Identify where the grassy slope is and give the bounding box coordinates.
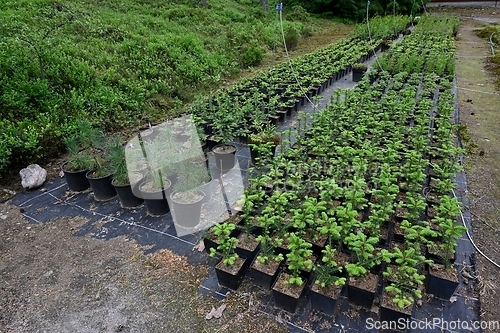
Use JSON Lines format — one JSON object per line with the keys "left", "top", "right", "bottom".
{"left": 0, "top": 0, "right": 352, "bottom": 174}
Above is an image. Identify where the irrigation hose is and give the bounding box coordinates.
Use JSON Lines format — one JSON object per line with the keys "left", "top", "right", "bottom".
{"left": 452, "top": 189, "right": 500, "bottom": 269}
{"left": 278, "top": 3, "right": 319, "bottom": 110}
{"left": 489, "top": 32, "right": 496, "bottom": 57}
{"left": 393, "top": 0, "right": 397, "bottom": 37}
{"left": 365, "top": 1, "right": 385, "bottom": 73}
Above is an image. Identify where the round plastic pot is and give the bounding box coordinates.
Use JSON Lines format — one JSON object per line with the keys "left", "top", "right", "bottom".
{"left": 170, "top": 190, "right": 205, "bottom": 231}
{"left": 61, "top": 162, "right": 90, "bottom": 191}
{"left": 113, "top": 181, "right": 144, "bottom": 208}
{"left": 86, "top": 171, "right": 117, "bottom": 201}
{"left": 138, "top": 179, "right": 171, "bottom": 216}
{"left": 212, "top": 144, "right": 237, "bottom": 171}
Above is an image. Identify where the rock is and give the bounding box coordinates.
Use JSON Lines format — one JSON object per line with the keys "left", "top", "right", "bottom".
{"left": 19, "top": 164, "right": 47, "bottom": 189}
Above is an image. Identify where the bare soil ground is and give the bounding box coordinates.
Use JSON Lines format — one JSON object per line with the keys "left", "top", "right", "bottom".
{"left": 0, "top": 204, "right": 289, "bottom": 333}
{"left": 431, "top": 5, "right": 500, "bottom": 331}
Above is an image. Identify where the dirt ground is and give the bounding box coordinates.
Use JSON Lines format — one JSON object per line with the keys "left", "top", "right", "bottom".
{"left": 2, "top": 8, "right": 500, "bottom": 333}
{"left": 0, "top": 205, "right": 289, "bottom": 333}
{"left": 432, "top": 5, "right": 500, "bottom": 331}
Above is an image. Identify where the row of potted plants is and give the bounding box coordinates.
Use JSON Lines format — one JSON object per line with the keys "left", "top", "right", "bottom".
{"left": 184, "top": 16, "right": 413, "bottom": 150}
{"left": 204, "top": 15, "right": 466, "bottom": 322}
{"left": 61, "top": 116, "right": 234, "bottom": 237}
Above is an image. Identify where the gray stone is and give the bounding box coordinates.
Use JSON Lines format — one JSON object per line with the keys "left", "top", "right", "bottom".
{"left": 19, "top": 164, "right": 47, "bottom": 189}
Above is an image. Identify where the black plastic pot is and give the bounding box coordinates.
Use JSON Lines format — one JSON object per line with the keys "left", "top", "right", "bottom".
{"left": 235, "top": 233, "right": 260, "bottom": 265}
{"left": 61, "top": 162, "right": 90, "bottom": 191}
{"left": 113, "top": 181, "right": 144, "bottom": 208}
{"left": 272, "top": 271, "right": 307, "bottom": 313}
{"left": 380, "top": 286, "right": 413, "bottom": 323}
{"left": 352, "top": 68, "right": 366, "bottom": 82}
{"left": 86, "top": 171, "right": 117, "bottom": 201}
{"left": 170, "top": 190, "right": 205, "bottom": 232}
{"left": 276, "top": 110, "right": 287, "bottom": 123}
{"left": 203, "top": 237, "right": 218, "bottom": 254}
{"left": 212, "top": 144, "right": 237, "bottom": 171}
{"left": 294, "top": 99, "right": 301, "bottom": 111}
{"left": 425, "top": 246, "right": 456, "bottom": 266}
{"left": 268, "top": 115, "right": 279, "bottom": 126}
{"left": 309, "top": 279, "right": 343, "bottom": 316}
{"left": 206, "top": 137, "right": 219, "bottom": 151}
{"left": 347, "top": 273, "right": 378, "bottom": 308}
{"left": 215, "top": 257, "right": 247, "bottom": 290}
{"left": 250, "top": 255, "right": 282, "bottom": 290}
{"left": 138, "top": 179, "right": 171, "bottom": 216}
{"left": 274, "top": 244, "right": 291, "bottom": 258}
{"left": 425, "top": 264, "right": 459, "bottom": 299}
{"left": 249, "top": 144, "right": 277, "bottom": 165}
{"left": 143, "top": 197, "right": 170, "bottom": 216}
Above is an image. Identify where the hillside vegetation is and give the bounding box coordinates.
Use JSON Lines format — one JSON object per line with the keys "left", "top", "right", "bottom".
{"left": 287, "top": 0, "right": 428, "bottom": 20}
{"left": 2, "top": 0, "right": 345, "bottom": 175}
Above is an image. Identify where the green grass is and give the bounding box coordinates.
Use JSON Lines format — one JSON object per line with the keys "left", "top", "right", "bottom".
{"left": 1, "top": 0, "right": 338, "bottom": 174}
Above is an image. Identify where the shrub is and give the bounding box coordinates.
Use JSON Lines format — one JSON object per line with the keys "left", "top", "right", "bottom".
{"left": 301, "top": 25, "right": 313, "bottom": 38}
{"left": 241, "top": 43, "right": 264, "bottom": 67}
{"left": 284, "top": 25, "right": 300, "bottom": 50}
{"left": 288, "top": 5, "right": 311, "bottom": 22}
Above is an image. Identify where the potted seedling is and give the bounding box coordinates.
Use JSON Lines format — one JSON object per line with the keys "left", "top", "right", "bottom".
{"left": 209, "top": 223, "right": 247, "bottom": 290}
{"left": 61, "top": 119, "right": 103, "bottom": 191}
{"left": 108, "top": 136, "right": 144, "bottom": 208}
{"left": 352, "top": 63, "right": 368, "bottom": 82}
{"left": 211, "top": 98, "right": 238, "bottom": 171}
{"left": 381, "top": 39, "right": 393, "bottom": 51}
{"left": 293, "top": 197, "right": 328, "bottom": 255}
{"left": 248, "top": 123, "right": 281, "bottom": 166}
{"left": 135, "top": 137, "right": 173, "bottom": 216}
{"left": 169, "top": 159, "right": 210, "bottom": 234}
{"left": 272, "top": 232, "right": 313, "bottom": 313}
{"left": 345, "top": 231, "right": 392, "bottom": 308}
{"left": 233, "top": 212, "right": 261, "bottom": 264}
{"left": 309, "top": 245, "right": 347, "bottom": 315}
{"left": 85, "top": 132, "right": 118, "bottom": 202}
{"left": 426, "top": 214, "right": 466, "bottom": 299}
{"left": 250, "top": 231, "right": 284, "bottom": 290}
{"left": 381, "top": 246, "right": 428, "bottom": 322}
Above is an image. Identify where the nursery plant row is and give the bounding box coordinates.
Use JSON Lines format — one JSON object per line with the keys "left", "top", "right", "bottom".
{"left": 187, "top": 15, "right": 412, "bottom": 148}
{"left": 204, "top": 15, "right": 466, "bottom": 321}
